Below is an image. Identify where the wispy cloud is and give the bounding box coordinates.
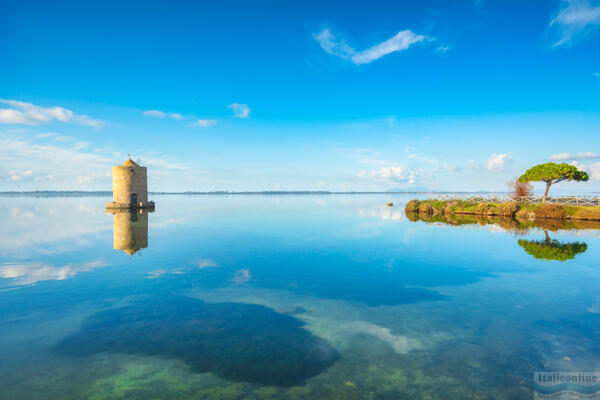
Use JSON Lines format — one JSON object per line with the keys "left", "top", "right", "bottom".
{"left": 0, "top": 132, "right": 204, "bottom": 189}
{"left": 143, "top": 110, "right": 185, "bottom": 120}
{"left": 0, "top": 99, "right": 103, "bottom": 127}
{"left": 358, "top": 166, "right": 417, "bottom": 185}
{"left": 465, "top": 160, "right": 482, "bottom": 170}
{"left": 404, "top": 147, "right": 459, "bottom": 173}
{"left": 549, "top": 151, "right": 599, "bottom": 161}
{"left": 314, "top": 28, "right": 429, "bottom": 65}
{"left": 143, "top": 110, "right": 166, "bottom": 118}
{"left": 486, "top": 153, "right": 513, "bottom": 172}
{"left": 550, "top": 0, "right": 600, "bottom": 46}
{"left": 228, "top": 103, "right": 251, "bottom": 118}
{"left": 0, "top": 135, "right": 114, "bottom": 187}
{"left": 193, "top": 119, "right": 217, "bottom": 127}
{"left": 6, "top": 169, "right": 34, "bottom": 181}
{"left": 590, "top": 162, "right": 600, "bottom": 180}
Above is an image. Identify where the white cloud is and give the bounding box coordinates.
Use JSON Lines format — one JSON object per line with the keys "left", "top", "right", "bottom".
{"left": 7, "top": 170, "right": 34, "bottom": 181}
{"left": 590, "top": 162, "right": 600, "bottom": 180}
{"left": 0, "top": 133, "right": 202, "bottom": 190}
{"left": 76, "top": 171, "right": 111, "bottom": 184}
{"left": 359, "top": 166, "right": 417, "bottom": 185}
{"left": 0, "top": 99, "right": 103, "bottom": 127}
{"left": 314, "top": 28, "right": 429, "bottom": 65}
{"left": 550, "top": 0, "right": 600, "bottom": 46}
{"left": 143, "top": 110, "right": 186, "bottom": 121}
{"left": 143, "top": 110, "right": 165, "bottom": 118}
{"left": 486, "top": 153, "right": 513, "bottom": 172}
{"left": 465, "top": 160, "right": 481, "bottom": 170}
{"left": 0, "top": 136, "right": 115, "bottom": 188}
{"left": 571, "top": 160, "right": 600, "bottom": 180}
{"left": 549, "top": 151, "right": 599, "bottom": 161}
{"left": 193, "top": 119, "right": 217, "bottom": 127}
{"left": 228, "top": 103, "right": 251, "bottom": 118}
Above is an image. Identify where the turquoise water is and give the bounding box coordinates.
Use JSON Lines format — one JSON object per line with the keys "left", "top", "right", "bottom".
{"left": 1, "top": 194, "right": 599, "bottom": 399}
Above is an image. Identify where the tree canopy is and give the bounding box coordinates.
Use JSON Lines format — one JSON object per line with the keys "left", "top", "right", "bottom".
{"left": 518, "top": 162, "right": 589, "bottom": 200}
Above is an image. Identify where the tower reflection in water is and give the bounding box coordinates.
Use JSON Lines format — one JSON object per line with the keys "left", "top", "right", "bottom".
{"left": 108, "top": 209, "right": 153, "bottom": 255}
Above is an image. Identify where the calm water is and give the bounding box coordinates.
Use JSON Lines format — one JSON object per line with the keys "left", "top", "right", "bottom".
{"left": 1, "top": 194, "right": 599, "bottom": 399}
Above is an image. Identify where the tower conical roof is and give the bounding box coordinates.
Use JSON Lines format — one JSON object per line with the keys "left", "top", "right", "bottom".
{"left": 121, "top": 158, "right": 140, "bottom": 167}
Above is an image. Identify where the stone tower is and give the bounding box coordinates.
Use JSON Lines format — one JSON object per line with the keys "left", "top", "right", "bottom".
{"left": 106, "top": 157, "right": 154, "bottom": 209}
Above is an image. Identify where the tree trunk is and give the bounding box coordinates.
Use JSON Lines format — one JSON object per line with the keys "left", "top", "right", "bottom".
{"left": 543, "top": 181, "right": 551, "bottom": 202}
{"left": 544, "top": 230, "right": 550, "bottom": 243}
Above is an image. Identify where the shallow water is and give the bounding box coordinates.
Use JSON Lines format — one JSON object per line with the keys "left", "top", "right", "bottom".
{"left": 1, "top": 194, "right": 599, "bottom": 399}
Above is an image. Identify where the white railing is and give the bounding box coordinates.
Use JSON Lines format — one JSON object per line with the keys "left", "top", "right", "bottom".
{"left": 426, "top": 194, "right": 600, "bottom": 207}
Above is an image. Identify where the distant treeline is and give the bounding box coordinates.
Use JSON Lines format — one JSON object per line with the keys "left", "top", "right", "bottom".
{"left": 3, "top": 190, "right": 598, "bottom": 197}
{"left": 1, "top": 190, "right": 438, "bottom": 197}
{"left": 0, "top": 191, "right": 112, "bottom": 197}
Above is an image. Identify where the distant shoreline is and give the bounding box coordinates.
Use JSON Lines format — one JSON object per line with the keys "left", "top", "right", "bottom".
{"left": 0, "top": 190, "right": 437, "bottom": 197}
{"left": 1, "top": 191, "right": 598, "bottom": 197}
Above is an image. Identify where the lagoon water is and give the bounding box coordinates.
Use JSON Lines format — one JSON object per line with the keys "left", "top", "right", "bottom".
{"left": 1, "top": 194, "right": 599, "bottom": 399}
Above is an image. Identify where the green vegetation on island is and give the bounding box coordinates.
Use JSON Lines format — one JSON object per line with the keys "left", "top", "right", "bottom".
{"left": 405, "top": 199, "right": 600, "bottom": 221}
{"left": 405, "top": 208, "right": 600, "bottom": 231}
{"left": 406, "top": 162, "right": 598, "bottom": 221}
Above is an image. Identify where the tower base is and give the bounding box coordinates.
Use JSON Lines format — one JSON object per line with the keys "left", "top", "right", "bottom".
{"left": 106, "top": 201, "right": 155, "bottom": 210}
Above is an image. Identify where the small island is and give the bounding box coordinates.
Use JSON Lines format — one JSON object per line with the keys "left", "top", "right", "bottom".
{"left": 406, "top": 162, "right": 600, "bottom": 221}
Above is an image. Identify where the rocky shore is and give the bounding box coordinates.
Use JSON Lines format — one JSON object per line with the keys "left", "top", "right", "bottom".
{"left": 405, "top": 199, "right": 600, "bottom": 221}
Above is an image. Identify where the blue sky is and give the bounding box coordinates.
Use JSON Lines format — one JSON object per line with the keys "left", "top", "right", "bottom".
{"left": 1, "top": 0, "right": 599, "bottom": 192}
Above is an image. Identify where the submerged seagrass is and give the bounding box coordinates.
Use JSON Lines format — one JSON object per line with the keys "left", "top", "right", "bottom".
{"left": 54, "top": 295, "right": 339, "bottom": 386}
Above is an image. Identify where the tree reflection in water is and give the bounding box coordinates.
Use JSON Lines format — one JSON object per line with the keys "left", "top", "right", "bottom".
{"left": 518, "top": 231, "right": 587, "bottom": 261}
{"left": 405, "top": 210, "right": 592, "bottom": 262}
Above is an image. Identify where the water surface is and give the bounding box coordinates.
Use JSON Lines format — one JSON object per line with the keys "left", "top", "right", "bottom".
{"left": 1, "top": 194, "right": 599, "bottom": 399}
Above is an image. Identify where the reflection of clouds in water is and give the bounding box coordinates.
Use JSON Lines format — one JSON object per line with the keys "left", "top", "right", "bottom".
{"left": 146, "top": 269, "right": 185, "bottom": 279}
{"left": 588, "top": 304, "right": 600, "bottom": 314}
{"left": 358, "top": 208, "right": 403, "bottom": 221}
{"left": 232, "top": 269, "right": 251, "bottom": 284}
{"left": 197, "top": 259, "right": 219, "bottom": 269}
{"left": 146, "top": 270, "right": 167, "bottom": 279}
{"left": 0, "top": 259, "right": 107, "bottom": 286}
{"left": 10, "top": 207, "right": 35, "bottom": 219}
{"left": 145, "top": 259, "right": 220, "bottom": 279}
{"left": 0, "top": 198, "right": 111, "bottom": 257}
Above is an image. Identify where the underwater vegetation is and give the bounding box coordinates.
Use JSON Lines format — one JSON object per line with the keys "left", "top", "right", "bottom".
{"left": 54, "top": 295, "right": 339, "bottom": 386}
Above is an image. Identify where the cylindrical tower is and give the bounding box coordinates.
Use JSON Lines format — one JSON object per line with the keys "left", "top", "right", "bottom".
{"left": 106, "top": 157, "right": 154, "bottom": 209}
